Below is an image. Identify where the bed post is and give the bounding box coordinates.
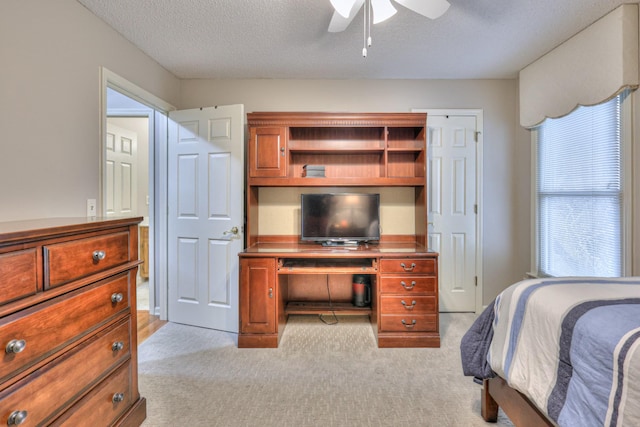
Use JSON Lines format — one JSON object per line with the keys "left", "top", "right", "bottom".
{"left": 482, "top": 378, "right": 499, "bottom": 422}
{"left": 482, "top": 376, "right": 555, "bottom": 426}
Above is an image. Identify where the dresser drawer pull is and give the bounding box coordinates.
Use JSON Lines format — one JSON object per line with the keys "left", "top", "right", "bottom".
{"left": 112, "top": 341, "right": 125, "bottom": 352}
{"left": 400, "top": 300, "right": 416, "bottom": 310}
{"left": 112, "top": 393, "right": 125, "bottom": 403}
{"left": 400, "top": 262, "right": 416, "bottom": 272}
{"left": 7, "top": 410, "right": 28, "bottom": 425}
{"left": 111, "top": 293, "right": 124, "bottom": 304}
{"left": 92, "top": 250, "right": 106, "bottom": 262}
{"left": 400, "top": 280, "right": 416, "bottom": 290}
{"left": 401, "top": 319, "right": 417, "bottom": 329}
{"left": 5, "top": 339, "right": 27, "bottom": 354}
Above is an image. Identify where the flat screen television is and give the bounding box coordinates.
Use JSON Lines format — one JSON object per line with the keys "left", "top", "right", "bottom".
{"left": 300, "top": 193, "right": 380, "bottom": 245}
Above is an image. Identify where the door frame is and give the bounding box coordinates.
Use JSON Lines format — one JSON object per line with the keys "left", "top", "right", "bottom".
{"left": 99, "top": 67, "right": 175, "bottom": 319}
{"left": 413, "top": 108, "right": 484, "bottom": 314}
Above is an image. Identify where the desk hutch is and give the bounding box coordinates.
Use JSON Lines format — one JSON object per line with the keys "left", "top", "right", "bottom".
{"left": 239, "top": 112, "right": 439, "bottom": 348}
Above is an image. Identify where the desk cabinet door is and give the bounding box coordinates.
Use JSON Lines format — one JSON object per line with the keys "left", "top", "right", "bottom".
{"left": 239, "top": 258, "right": 276, "bottom": 334}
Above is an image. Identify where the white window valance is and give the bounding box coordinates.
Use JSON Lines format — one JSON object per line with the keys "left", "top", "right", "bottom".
{"left": 519, "top": 4, "right": 638, "bottom": 129}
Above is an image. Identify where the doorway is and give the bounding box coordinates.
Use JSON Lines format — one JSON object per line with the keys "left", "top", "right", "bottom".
{"left": 100, "top": 67, "right": 174, "bottom": 322}
{"left": 106, "top": 89, "right": 152, "bottom": 314}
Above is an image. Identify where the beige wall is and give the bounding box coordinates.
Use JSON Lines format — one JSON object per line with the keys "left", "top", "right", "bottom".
{"left": 180, "top": 79, "right": 532, "bottom": 304}
{"left": 0, "top": 0, "right": 179, "bottom": 221}
{"left": 0, "top": 1, "right": 532, "bottom": 304}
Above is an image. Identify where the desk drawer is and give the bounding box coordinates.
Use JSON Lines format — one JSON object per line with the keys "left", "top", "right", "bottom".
{"left": 380, "top": 314, "right": 437, "bottom": 332}
{"left": 0, "top": 319, "right": 131, "bottom": 427}
{"left": 44, "top": 232, "right": 130, "bottom": 288}
{"left": 0, "top": 274, "right": 130, "bottom": 383}
{"left": 52, "top": 359, "right": 132, "bottom": 427}
{"left": 379, "top": 296, "right": 436, "bottom": 314}
{"left": 379, "top": 276, "right": 436, "bottom": 294}
{"left": 379, "top": 258, "right": 436, "bottom": 274}
{"left": 0, "top": 249, "right": 38, "bottom": 306}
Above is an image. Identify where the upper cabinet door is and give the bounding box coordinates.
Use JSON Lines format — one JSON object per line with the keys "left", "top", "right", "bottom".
{"left": 249, "top": 127, "right": 287, "bottom": 178}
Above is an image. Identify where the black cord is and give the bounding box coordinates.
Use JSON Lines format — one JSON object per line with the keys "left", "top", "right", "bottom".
{"left": 319, "top": 275, "right": 338, "bottom": 325}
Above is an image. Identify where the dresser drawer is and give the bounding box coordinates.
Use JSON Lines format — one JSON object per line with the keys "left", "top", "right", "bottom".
{"left": 379, "top": 276, "right": 436, "bottom": 294}
{"left": 44, "top": 232, "right": 130, "bottom": 288}
{"left": 380, "top": 314, "right": 438, "bottom": 332}
{"left": 0, "top": 273, "right": 130, "bottom": 383}
{"left": 379, "top": 295, "right": 436, "bottom": 314}
{"left": 379, "top": 258, "right": 436, "bottom": 274}
{"left": 0, "top": 249, "right": 38, "bottom": 306}
{"left": 0, "top": 319, "right": 131, "bottom": 427}
{"left": 52, "top": 360, "right": 132, "bottom": 427}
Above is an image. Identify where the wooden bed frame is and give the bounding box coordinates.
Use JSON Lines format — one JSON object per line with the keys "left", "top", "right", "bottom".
{"left": 482, "top": 377, "right": 554, "bottom": 427}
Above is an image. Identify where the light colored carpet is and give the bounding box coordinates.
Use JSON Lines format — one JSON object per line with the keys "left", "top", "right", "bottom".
{"left": 138, "top": 313, "right": 514, "bottom": 427}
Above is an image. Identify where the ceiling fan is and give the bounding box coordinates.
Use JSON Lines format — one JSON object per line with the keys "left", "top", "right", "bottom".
{"left": 328, "top": 0, "right": 451, "bottom": 33}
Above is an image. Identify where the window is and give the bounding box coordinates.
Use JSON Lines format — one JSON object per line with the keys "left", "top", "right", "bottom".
{"left": 535, "top": 93, "right": 628, "bottom": 277}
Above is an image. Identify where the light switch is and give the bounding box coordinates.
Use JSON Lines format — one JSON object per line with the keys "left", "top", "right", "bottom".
{"left": 87, "top": 199, "right": 97, "bottom": 217}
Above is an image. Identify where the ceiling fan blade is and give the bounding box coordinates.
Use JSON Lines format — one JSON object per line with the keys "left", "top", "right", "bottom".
{"left": 330, "top": 0, "right": 359, "bottom": 18}
{"left": 328, "top": 0, "right": 364, "bottom": 32}
{"left": 394, "top": 0, "right": 450, "bottom": 20}
{"left": 371, "top": 0, "right": 397, "bottom": 24}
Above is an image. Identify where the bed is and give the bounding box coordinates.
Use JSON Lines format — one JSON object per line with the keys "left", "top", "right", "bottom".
{"left": 461, "top": 277, "right": 640, "bottom": 426}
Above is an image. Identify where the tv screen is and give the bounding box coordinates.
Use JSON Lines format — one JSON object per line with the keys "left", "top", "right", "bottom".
{"left": 301, "top": 193, "right": 380, "bottom": 244}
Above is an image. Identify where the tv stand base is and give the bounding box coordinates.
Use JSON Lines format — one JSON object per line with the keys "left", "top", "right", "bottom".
{"left": 320, "top": 240, "right": 360, "bottom": 247}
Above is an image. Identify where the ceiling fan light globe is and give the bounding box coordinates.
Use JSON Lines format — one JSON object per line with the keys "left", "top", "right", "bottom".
{"left": 394, "top": 0, "right": 450, "bottom": 20}
{"left": 371, "top": 0, "right": 397, "bottom": 24}
{"left": 330, "top": 0, "right": 358, "bottom": 18}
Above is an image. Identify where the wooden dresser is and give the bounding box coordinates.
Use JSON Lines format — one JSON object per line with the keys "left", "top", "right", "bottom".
{"left": 0, "top": 217, "right": 146, "bottom": 427}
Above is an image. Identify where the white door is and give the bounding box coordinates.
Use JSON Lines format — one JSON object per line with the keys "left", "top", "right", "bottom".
{"left": 427, "top": 113, "right": 479, "bottom": 312}
{"left": 167, "top": 105, "right": 244, "bottom": 332}
{"left": 106, "top": 123, "right": 137, "bottom": 217}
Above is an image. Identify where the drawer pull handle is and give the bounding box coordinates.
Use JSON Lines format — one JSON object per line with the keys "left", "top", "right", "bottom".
{"left": 112, "top": 341, "right": 125, "bottom": 352}
{"left": 400, "top": 280, "right": 416, "bottom": 290}
{"left": 111, "top": 293, "right": 124, "bottom": 303}
{"left": 400, "top": 300, "right": 417, "bottom": 310}
{"left": 112, "top": 393, "right": 125, "bottom": 403}
{"left": 7, "top": 410, "right": 28, "bottom": 425}
{"left": 400, "top": 262, "right": 416, "bottom": 272}
{"left": 268, "top": 287, "right": 273, "bottom": 299}
{"left": 5, "top": 339, "right": 26, "bottom": 354}
{"left": 401, "top": 319, "right": 417, "bottom": 329}
{"left": 92, "top": 250, "right": 106, "bottom": 261}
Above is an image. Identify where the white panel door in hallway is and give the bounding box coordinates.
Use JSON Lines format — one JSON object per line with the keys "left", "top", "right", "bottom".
{"left": 427, "top": 113, "right": 479, "bottom": 312}
{"left": 168, "top": 105, "right": 244, "bottom": 333}
{"left": 105, "top": 123, "right": 137, "bottom": 217}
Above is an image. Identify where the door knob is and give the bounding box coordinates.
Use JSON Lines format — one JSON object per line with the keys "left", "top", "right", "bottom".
{"left": 223, "top": 226, "right": 239, "bottom": 236}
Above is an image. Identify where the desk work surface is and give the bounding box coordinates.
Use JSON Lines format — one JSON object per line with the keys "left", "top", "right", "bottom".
{"left": 240, "top": 241, "right": 437, "bottom": 257}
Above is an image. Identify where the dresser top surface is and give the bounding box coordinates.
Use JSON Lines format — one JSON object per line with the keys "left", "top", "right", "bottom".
{"left": 0, "top": 217, "right": 143, "bottom": 244}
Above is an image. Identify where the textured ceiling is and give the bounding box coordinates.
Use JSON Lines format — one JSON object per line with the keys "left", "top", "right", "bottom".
{"left": 77, "top": 0, "right": 638, "bottom": 79}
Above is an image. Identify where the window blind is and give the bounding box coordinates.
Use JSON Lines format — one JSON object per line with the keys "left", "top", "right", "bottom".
{"left": 536, "top": 95, "right": 622, "bottom": 277}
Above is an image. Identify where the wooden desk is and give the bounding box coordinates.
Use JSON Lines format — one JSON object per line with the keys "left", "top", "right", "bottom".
{"left": 238, "top": 242, "right": 439, "bottom": 348}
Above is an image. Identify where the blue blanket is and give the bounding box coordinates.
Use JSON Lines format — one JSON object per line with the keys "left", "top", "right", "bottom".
{"left": 461, "top": 277, "right": 640, "bottom": 426}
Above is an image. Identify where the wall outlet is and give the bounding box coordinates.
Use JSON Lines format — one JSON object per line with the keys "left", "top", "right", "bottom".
{"left": 87, "top": 199, "right": 97, "bottom": 217}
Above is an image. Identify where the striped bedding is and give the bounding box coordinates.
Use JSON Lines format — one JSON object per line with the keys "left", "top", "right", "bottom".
{"left": 467, "top": 277, "right": 640, "bottom": 426}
